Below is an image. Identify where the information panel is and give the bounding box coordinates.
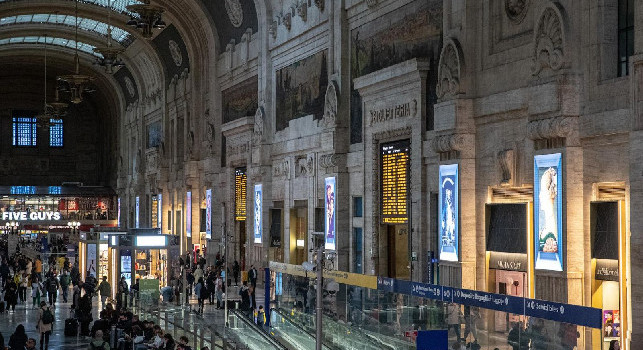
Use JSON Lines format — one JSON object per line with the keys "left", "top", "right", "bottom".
{"left": 135, "top": 196, "right": 140, "bottom": 229}
{"left": 157, "top": 194, "right": 162, "bottom": 229}
{"left": 381, "top": 140, "right": 410, "bottom": 224}
{"left": 205, "top": 189, "right": 212, "bottom": 239}
{"left": 235, "top": 168, "right": 247, "bottom": 221}
{"left": 151, "top": 196, "right": 159, "bottom": 229}
{"left": 254, "top": 184, "right": 262, "bottom": 244}
{"left": 186, "top": 191, "right": 192, "bottom": 237}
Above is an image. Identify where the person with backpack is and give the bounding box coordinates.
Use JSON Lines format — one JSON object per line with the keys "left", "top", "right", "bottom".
{"left": 98, "top": 276, "right": 111, "bottom": 310}
{"left": 59, "top": 270, "right": 71, "bottom": 303}
{"left": 37, "top": 301, "right": 54, "bottom": 350}
{"left": 3, "top": 276, "right": 18, "bottom": 311}
{"left": 88, "top": 330, "right": 110, "bottom": 350}
{"left": 45, "top": 275, "right": 59, "bottom": 306}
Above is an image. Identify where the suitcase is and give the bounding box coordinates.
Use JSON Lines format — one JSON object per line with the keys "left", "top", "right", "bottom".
{"left": 64, "top": 318, "right": 78, "bottom": 336}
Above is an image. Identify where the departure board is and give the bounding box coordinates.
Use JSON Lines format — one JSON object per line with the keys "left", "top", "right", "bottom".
{"left": 235, "top": 168, "right": 247, "bottom": 221}
{"left": 381, "top": 140, "right": 410, "bottom": 224}
{"left": 151, "top": 196, "right": 158, "bottom": 228}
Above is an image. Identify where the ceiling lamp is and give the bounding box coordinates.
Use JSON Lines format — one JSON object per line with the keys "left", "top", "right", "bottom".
{"left": 57, "top": 0, "right": 94, "bottom": 104}
{"left": 94, "top": 0, "right": 125, "bottom": 74}
{"left": 126, "top": 0, "right": 166, "bottom": 38}
{"left": 36, "top": 36, "right": 67, "bottom": 128}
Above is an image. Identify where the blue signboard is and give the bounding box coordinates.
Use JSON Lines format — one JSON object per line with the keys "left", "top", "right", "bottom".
{"left": 377, "top": 277, "right": 395, "bottom": 293}
{"left": 439, "top": 164, "right": 459, "bottom": 261}
{"left": 525, "top": 298, "right": 602, "bottom": 329}
{"left": 534, "top": 153, "right": 563, "bottom": 271}
{"left": 411, "top": 282, "right": 443, "bottom": 301}
{"left": 416, "top": 330, "right": 448, "bottom": 350}
{"left": 451, "top": 288, "right": 524, "bottom": 315}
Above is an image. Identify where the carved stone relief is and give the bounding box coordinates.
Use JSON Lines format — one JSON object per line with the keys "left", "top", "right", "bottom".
{"left": 168, "top": 40, "right": 183, "bottom": 67}
{"left": 321, "top": 81, "right": 338, "bottom": 129}
{"left": 319, "top": 154, "right": 338, "bottom": 168}
{"left": 253, "top": 106, "right": 265, "bottom": 144}
{"left": 505, "top": 0, "right": 529, "bottom": 24}
{"left": 269, "top": 20, "right": 278, "bottom": 39}
{"left": 272, "top": 158, "right": 291, "bottom": 179}
{"left": 314, "top": 0, "right": 324, "bottom": 12}
{"left": 296, "top": 1, "right": 307, "bottom": 22}
{"left": 437, "top": 39, "right": 463, "bottom": 101}
{"left": 527, "top": 116, "right": 575, "bottom": 140}
{"left": 187, "top": 130, "right": 195, "bottom": 157}
{"left": 283, "top": 12, "right": 292, "bottom": 31}
{"left": 365, "top": 0, "right": 377, "bottom": 8}
{"left": 295, "top": 154, "right": 315, "bottom": 177}
{"left": 225, "top": 0, "right": 244, "bottom": 28}
{"left": 531, "top": 6, "right": 564, "bottom": 76}
{"left": 227, "top": 136, "right": 249, "bottom": 157}
{"left": 431, "top": 133, "right": 467, "bottom": 153}
{"left": 497, "top": 149, "right": 516, "bottom": 185}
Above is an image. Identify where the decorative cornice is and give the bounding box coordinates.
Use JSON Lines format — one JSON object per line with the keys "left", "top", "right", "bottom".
{"left": 527, "top": 116, "right": 575, "bottom": 140}
{"left": 431, "top": 133, "right": 467, "bottom": 153}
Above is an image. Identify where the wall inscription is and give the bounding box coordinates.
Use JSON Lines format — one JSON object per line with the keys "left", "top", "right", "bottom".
{"left": 369, "top": 99, "right": 416, "bottom": 126}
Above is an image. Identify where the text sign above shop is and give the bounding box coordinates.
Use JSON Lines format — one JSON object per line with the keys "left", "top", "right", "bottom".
{"left": 2, "top": 211, "right": 61, "bottom": 221}
{"left": 381, "top": 140, "right": 410, "bottom": 224}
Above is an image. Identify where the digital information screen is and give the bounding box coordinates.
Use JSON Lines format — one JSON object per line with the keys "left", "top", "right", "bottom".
{"left": 381, "top": 140, "right": 410, "bottom": 224}
{"left": 235, "top": 168, "right": 247, "bottom": 221}
{"left": 151, "top": 196, "right": 159, "bottom": 229}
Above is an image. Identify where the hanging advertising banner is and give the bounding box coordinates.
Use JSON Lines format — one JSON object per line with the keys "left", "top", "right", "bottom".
{"left": 439, "top": 164, "right": 459, "bottom": 261}
{"left": 324, "top": 177, "right": 336, "bottom": 251}
{"left": 117, "top": 198, "right": 121, "bottom": 227}
{"left": 254, "top": 184, "right": 262, "bottom": 244}
{"left": 186, "top": 191, "right": 192, "bottom": 237}
{"left": 86, "top": 243, "right": 97, "bottom": 277}
{"left": 534, "top": 153, "right": 563, "bottom": 271}
{"left": 206, "top": 189, "right": 212, "bottom": 239}
{"left": 135, "top": 196, "right": 140, "bottom": 229}
{"left": 157, "top": 194, "right": 162, "bottom": 229}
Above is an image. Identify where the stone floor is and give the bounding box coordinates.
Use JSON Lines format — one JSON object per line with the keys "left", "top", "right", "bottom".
{"left": 0, "top": 298, "right": 96, "bottom": 350}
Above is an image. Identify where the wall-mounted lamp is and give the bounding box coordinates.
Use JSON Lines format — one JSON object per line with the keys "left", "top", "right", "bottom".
{"left": 296, "top": 239, "right": 305, "bottom": 248}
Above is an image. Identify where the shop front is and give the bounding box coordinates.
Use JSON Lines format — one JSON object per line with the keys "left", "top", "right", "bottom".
{"left": 108, "top": 231, "right": 180, "bottom": 290}
{"left": 590, "top": 200, "right": 628, "bottom": 349}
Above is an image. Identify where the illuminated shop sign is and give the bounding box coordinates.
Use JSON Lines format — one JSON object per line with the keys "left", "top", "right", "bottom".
{"left": 254, "top": 184, "right": 262, "bottom": 244}
{"left": 381, "top": 140, "right": 410, "bottom": 224}
{"left": 439, "top": 164, "right": 459, "bottom": 262}
{"left": 157, "top": 194, "right": 162, "bottom": 229}
{"left": 135, "top": 235, "right": 168, "bottom": 247}
{"left": 534, "top": 153, "right": 563, "bottom": 271}
{"left": 1, "top": 211, "right": 61, "bottom": 221}
{"left": 235, "top": 168, "right": 247, "bottom": 221}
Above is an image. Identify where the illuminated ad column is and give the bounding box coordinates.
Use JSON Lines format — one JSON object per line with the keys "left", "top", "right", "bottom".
{"left": 205, "top": 189, "right": 212, "bottom": 240}
{"left": 533, "top": 154, "right": 564, "bottom": 272}
{"left": 157, "top": 194, "right": 162, "bottom": 230}
{"left": 324, "top": 177, "right": 336, "bottom": 251}
{"left": 439, "top": 164, "right": 459, "bottom": 262}
{"left": 254, "top": 184, "right": 262, "bottom": 244}
{"left": 186, "top": 191, "right": 192, "bottom": 240}
{"left": 135, "top": 196, "right": 140, "bottom": 228}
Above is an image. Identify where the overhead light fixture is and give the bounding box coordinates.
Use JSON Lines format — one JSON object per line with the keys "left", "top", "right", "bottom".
{"left": 57, "top": 0, "right": 95, "bottom": 104}
{"left": 36, "top": 36, "right": 68, "bottom": 128}
{"left": 94, "top": 0, "right": 125, "bottom": 74}
{"left": 126, "top": 0, "right": 166, "bottom": 38}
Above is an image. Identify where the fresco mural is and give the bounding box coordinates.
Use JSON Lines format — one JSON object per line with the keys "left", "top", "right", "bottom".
{"left": 350, "top": 0, "right": 442, "bottom": 142}
{"left": 276, "top": 50, "right": 328, "bottom": 131}
{"left": 222, "top": 76, "right": 258, "bottom": 123}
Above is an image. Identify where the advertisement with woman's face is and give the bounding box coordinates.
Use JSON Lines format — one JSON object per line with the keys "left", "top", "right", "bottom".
{"left": 325, "top": 177, "right": 336, "bottom": 251}
{"left": 534, "top": 153, "right": 563, "bottom": 271}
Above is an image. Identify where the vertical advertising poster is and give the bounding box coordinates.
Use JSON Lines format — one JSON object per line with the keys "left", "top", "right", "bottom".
{"left": 324, "top": 177, "right": 337, "bottom": 250}
{"left": 117, "top": 198, "right": 121, "bottom": 227}
{"left": 186, "top": 191, "right": 192, "bottom": 237}
{"left": 157, "top": 194, "right": 162, "bottom": 229}
{"left": 206, "top": 189, "right": 212, "bottom": 239}
{"left": 603, "top": 310, "right": 621, "bottom": 338}
{"left": 120, "top": 250, "right": 132, "bottom": 288}
{"left": 151, "top": 196, "right": 159, "bottom": 229}
{"left": 254, "top": 184, "right": 262, "bottom": 244}
{"left": 135, "top": 196, "right": 140, "bottom": 228}
{"left": 534, "top": 153, "right": 563, "bottom": 271}
{"left": 86, "top": 243, "right": 97, "bottom": 277}
{"left": 438, "top": 164, "right": 459, "bottom": 262}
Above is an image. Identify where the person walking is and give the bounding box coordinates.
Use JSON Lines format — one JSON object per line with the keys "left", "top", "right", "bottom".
{"left": 116, "top": 276, "right": 128, "bottom": 309}
{"left": 8, "top": 324, "right": 27, "bottom": 350}
{"left": 98, "top": 276, "right": 111, "bottom": 310}
{"left": 194, "top": 278, "right": 205, "bottom": 314}
{"left": 45, "top": 275, "right": 59, "bottom": 306}
{"left": 18, "top": 272, "right": 28, "bottom": 304}
{"left": 239, "top": 281, "right": 250, "bottom": 311}
{"left": 3, "top": 276, "right": 18, "bottom": 312}
{"left": 59, "top": 270, "right": 71, "bottom": 303}
{"left": 248, "top": 265, "right": 257, "bottom": 288}
{"left": 34, "top": 257, "right": 42, "bottom": 280}
{"left": 37, "top": 301, "right": 54, "bottom": 350}
{"left": 78, "top": 288, "right": 93, "bottom": 336}
{"left": 215, "top": 275, "right": 223, "bottom": 309}
{"left": 31, "top": 277, "right": 43, "bottom": 309}
{"left": 232, "top": 261, "right": 240, "bottom": 286}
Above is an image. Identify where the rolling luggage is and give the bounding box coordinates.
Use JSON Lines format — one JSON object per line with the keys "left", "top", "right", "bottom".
{"left": 64, "top": 318, "right": 78, "bottom": 336}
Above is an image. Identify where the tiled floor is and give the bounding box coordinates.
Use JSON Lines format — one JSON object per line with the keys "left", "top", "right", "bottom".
{"left": 0, "top": 296, "right": 96, "bottom": 350}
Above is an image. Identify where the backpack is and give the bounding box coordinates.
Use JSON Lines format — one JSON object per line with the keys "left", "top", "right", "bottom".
{"left": 89, "top": 341, "right": 107, "bottom": 350}
{"left": 42, "top": 307, "right": 54, "bottom": 324}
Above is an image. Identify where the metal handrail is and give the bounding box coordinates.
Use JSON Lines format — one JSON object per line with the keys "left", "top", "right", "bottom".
{"left": 229, "top": 309, "right": 287, "bottom": 350}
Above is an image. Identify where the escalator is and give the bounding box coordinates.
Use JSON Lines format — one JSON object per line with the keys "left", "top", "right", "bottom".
{"left": 269, "top": 308, "right": 335, "bottom": 350}
{"left": 227, "top": 309, "right": 287, "bottom": 350}
{"left": 283, "top": 308, "right": 414, "bottom": 350}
